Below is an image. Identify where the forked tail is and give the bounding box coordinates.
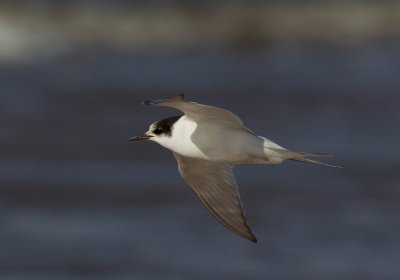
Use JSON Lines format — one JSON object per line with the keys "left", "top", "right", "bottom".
{"left": 271, "top": 148, "right": 342, "bottom": 168}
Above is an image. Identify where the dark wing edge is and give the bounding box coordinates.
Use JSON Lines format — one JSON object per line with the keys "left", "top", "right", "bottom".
{"left": 143, "top": 93, "right": 185, "bottom": 106}
{"left": 173, "top": 153, "right": 257, "bottom": 243}
{"left": 197, "top": 191, "right": 258, "bottom": 243}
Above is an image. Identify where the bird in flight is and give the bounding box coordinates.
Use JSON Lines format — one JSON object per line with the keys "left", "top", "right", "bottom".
{"left": 130, "top": 94, "right": 338, "bottom": 243}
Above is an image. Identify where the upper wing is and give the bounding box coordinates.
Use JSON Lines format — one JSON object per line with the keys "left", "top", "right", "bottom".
{"left": 143, "top": 94, "right": 246, "bottom": 130}
{"left": 173, "top": 152, "right": 257, "bottom": 242}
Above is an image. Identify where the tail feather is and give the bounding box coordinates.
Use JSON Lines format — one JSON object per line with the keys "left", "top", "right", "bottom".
{"left": 270, "top": 148, "right": 341, "bottom": 168}
{"left": 286, "top": 151, "right": 333, "bottom": 157}
{"left": 290, "top": 158, "right": 342, "bottom": 168}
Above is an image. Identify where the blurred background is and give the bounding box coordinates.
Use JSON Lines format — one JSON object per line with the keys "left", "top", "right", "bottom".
{"left": 1, "top": 0, "right": 400, "bottom": 279}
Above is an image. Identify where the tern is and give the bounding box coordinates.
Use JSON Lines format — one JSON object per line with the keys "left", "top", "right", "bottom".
{"left": 130, "top": 94, "right": 338, "bottom": 243}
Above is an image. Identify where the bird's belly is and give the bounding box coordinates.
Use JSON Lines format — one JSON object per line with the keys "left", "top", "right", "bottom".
{"left": 167, "top": 118, "right": 266, "bottom": 163}
{"left": 191, "top": 131, "right": 265, "bottom": 163}
{"left": 173, "top": 141, "right": 209, "bottom": 159}
{"left": 170, "top": 135, "right": 251, "bottom": 162}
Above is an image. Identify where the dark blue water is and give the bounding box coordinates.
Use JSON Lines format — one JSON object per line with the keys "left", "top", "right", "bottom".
{"left": 1, "top": 46, "right": 400, "bottom": 279}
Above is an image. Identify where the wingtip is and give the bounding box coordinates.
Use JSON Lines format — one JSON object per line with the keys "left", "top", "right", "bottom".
{"left": 232, "top": 230, "right": 258, "bottom": 243}
{"left": 142, "top": 98, "right": 166, "bottom": 106}
{"left": 142, "top": 93, "right": 185, "bottom": 106}
{"left": 238, "top": 224, "right": 258, "bottom": 243}
{"left": 245, "top": 229, "right": 258, "bottom": 243}
{"left": 249, "top": 235, "right": 258, "bottom": 243}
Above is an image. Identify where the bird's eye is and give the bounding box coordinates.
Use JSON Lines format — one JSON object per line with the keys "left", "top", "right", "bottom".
{"left": 153, "top": 128, "right": 163, "bottom": 135}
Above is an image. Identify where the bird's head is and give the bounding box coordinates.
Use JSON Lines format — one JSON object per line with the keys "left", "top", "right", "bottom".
{"left": 129, "top": 115, "right": 182, "bottom": 147}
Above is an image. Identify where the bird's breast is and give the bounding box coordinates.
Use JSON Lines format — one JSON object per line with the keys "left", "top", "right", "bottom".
{"left": 165, "top": 117, "right": 210, "bottom": 159}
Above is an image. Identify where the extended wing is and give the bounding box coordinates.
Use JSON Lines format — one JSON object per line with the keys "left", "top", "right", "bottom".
{"left": 143, "top": 94, "right": 246, "bottom": 130}
{"left": 173, "top": 152, "right": 257, "bottom": 242}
